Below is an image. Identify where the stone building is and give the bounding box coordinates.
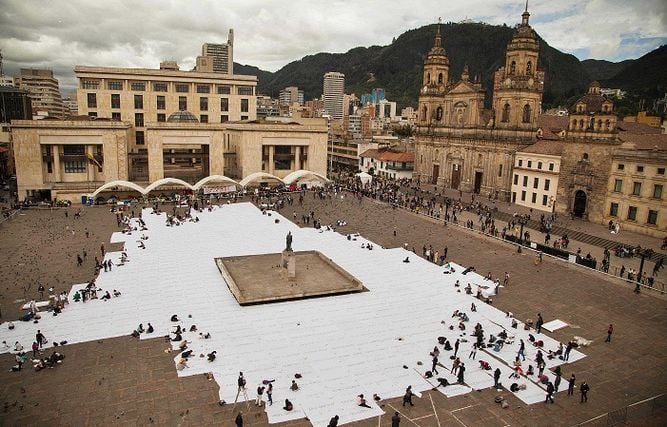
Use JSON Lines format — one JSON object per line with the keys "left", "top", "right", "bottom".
{"left": 414, "top": 7, "right": 543, "bottom": 199}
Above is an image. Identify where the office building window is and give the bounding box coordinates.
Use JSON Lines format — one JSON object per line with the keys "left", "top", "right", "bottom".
{"left": 111, "top": 112, "right": 121, "bottom": 121}
{"left": 542, "top": 195, "right": 548, "bottom": 206}
{"left": 81, "top": 79, "right": 99, "bottom": 89}
{"left": 617, "top": 163, "right": 624, "bottom": 171}
{"left": 107, "top": 80, "right": 123, "bottom": 90}
{"left": 537, "top": 161, "right": 542, "bottom": 170}
{"left": 220, "top": 98, "right": 229, "bottom": 111}
{"left": 653, "top": 184, "right": 663, "bottom": 199}
{"left": 521, "top": 191, "right": 526, "bottom": 201}
{"left": 614, "top": 179, "right": 622, "bottom": 192}
{"left": 196, "top": 84, "right": 211, "bottom": 93}
{"left": 544, "top": 179, "right": 550, "bottom": 191}
{"left": 200, "top": 114, "right": 208, "bottom": 123}
{"left": 637, "top": 165, "right": 644, "bottom": 173}
{"left": 153, "top": 82, "right": 167, "bottom": 92}
{"left": 200, "top": 97, "right": 208, "bottom": 111}
{"left": 156, "top": 96, "right": 165, "bottom": 110}
{"left": 527, "top": 160, "right": 532, "bottom": 168}
{"left": 627, "top": 206, "right": 637, "bottom": 221}
{"left": 238, "top": 86, "right": 254, "bottom": 96}
{"left": 549, "top": 163, "right": 554, "bottom": 171}
{"left": 513, "top": 174, "right": 518, "bottom": 185}
{"left": 523, "top": 176, "right": 528, "bottom": 187}
{"left": 134, "top": 94, "right": 143, "bottom": 109}
{"left": 241, "top": 99, "right": 249, "bottom": 113}
{"left": 658, "top": 167, "right": 665, "bottom": 175}
{"left": 531, "top": 193, "right": 537, "bottom": 203}
{"left": 217, "top": 85, "right": 231, "bottom": 94}
{"left": 87, "top": 93, "right": 97, "bottom": 108}
{"left": 135, "top": 113, "right": 144, "bottom": 127}
{"left": 111, "top": 94, "right": 120, "bottom": 109}
{"left": 221, "top": 115, "right": 229, "bottom": 122}
{"left": 135, "top": 131, "right": 145, "bottom": 145}
{"left": 157, "top": 113, "right": 166, "bottom": 122}
{"left": 533, "top": 177, "right": 539, "bottom": 189}
{"left": 518, "top": 159, "right": 523, "bottom": 167}
{"left": 609, "top": 202, "right": 618, "bottom": 216}
{"left": 179, "top": 96, "right": 187, "bottom": 111}
{"left": 175, "top": 83, "right": 189, "bottom": 93}
{"left": 632, "top": 182, "right": 641, "bottom": 196}
{"left": 64, "top": 160, "right": 86, "bottom": 173}
{"left": 63, "top": 145, "right": 86, "bottom": 173}
{"left": 130, "top": 81, "right": 145, "bottom": 91}
{"left": 647, "top": 210, "right": 658, "bottom": 225}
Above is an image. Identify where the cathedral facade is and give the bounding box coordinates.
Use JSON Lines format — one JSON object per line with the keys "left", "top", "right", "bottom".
{"left": 414, "top": 8, "right": 543, "bottom": 200}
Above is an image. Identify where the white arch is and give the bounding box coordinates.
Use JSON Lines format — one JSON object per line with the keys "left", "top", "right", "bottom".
{"left": 90, "top": 180, "right": 147, "bottom": 198}
{"left": 282, "top": 169, "right": 329, "bottom": 185}
{"left": 144, "top": 178, "right": 194, "bottom": 194}
{"left": 193, "top": 175, "right": 241, "bottom": 190}
{"left": 239, "top": 172, "right": 283, "bottom": 187}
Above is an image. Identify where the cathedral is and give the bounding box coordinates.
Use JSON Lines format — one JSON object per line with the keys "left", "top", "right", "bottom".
{"left": 414, "top": 6, "right": 544, "bottom": 200}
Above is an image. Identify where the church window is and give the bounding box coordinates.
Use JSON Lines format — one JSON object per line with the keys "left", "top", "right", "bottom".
{"left": 579, "top": 119, "right": 584, "bottom": 129}
{"left": 522, "top": 104, "right": 531, "bottom": 123}
{"left": 605, "top": 119, "right": 611, "bottom": 130}
{"left": 501, "top": 103, "right": 510, "bottom": 123}
{"left": 438, "top": 73, "right": 443, "bottom": 84}
{"left": 577, "top": 105, "right": 584, "bottom": 113}
{"left": 589, "top": 117, "right": 595, "bottom": 129}
{"left": 510, "top": 61, "right": 516, "bottom": 75}
{"left": 571, "top": 119, "right": 576, "bottom": 129}
{"left": 427, "top": 73, "right": 431, "bottom": 84}
{"left": 436, "top": 106, "right": 443, "bottom": 121}
{"left": 422, "top": 105, "right": 427, "bottom": 121}
{"left": 597, "top": 119, "right": 602, "bottom": 130}
{"left": 526, "top": 61, "right": 533, "bottom": 75}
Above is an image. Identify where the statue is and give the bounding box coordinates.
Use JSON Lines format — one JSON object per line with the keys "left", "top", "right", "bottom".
{"left": 286, "top": 231, "right": 293, "bottom": 252}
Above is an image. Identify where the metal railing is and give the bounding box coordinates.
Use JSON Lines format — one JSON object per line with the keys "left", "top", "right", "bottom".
{"left": 574, "top": 393, "right": 666, "bottom": 426}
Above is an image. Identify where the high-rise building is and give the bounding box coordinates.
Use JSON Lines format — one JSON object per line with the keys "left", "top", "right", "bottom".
{"left": 279, "top": 86, "right": 304, "bottom": 106}
{"left": 0, "top": 86, "right": 32, "bottom": 123}
{"left": 323, "top": 72, "right": 344, "bottom": 121}
{"left": 197, "top": 29, "right": 235, "bottom": 74}
{"left": 15, "top": 68, "right": 66, "bottom": 118}
{"left": 62, "top": 97, "right": 78, "bottom": 116}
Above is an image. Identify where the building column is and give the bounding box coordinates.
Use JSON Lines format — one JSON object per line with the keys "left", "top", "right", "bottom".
{"left": 268, "top": 145, "right": 274, "bottom": 175}
{"left": 147, "top": 133, "right": 164, "bottom": 182}
{"left": 294, "top": 146, "right": 301, "bottom": 170}
{"left": 52, "top": 145, "right": 61, "bottom": 182}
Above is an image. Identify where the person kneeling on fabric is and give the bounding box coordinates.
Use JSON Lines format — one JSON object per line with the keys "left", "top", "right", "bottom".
{"left": 357, "top": 394, "right": 371, "bottom": 408}
{"left": 283, "top": 399, "right": 293, "bottom": 411}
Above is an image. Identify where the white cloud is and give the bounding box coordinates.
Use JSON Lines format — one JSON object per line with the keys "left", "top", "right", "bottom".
{"left": 1, "top": 0, "right": 664, "bottom": 92}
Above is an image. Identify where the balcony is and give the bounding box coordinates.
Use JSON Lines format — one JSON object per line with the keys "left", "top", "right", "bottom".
{"left": 386, "top": 164, "right": 414, "bottom": 171}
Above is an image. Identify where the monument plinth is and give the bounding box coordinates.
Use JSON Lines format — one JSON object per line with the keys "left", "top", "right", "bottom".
{"left": 282, "top": 249, "right": 296, "bottom": 280}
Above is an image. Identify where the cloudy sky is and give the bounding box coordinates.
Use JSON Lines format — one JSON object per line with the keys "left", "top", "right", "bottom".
{"left": 1, "top": 0, "right": 665, "bottom": 93}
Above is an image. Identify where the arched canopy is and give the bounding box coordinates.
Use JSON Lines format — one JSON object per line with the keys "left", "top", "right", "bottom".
{"left": 144, "top": 178, "right": 194, "bottom": 194}
{"left": 193, "top": 175, "right": 241, "bottom": 190}
{"left": 282, "top": 170, "right": 329, "bottom": 185}
{"left": 239, "top": 172, "right": 282, "bottom": 187}
{"left": 90, "top": 180, "right": 146, "bottom": 198}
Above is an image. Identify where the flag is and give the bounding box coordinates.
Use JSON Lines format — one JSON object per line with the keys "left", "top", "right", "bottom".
{"left": 87, "top": 152, "right": 102, "bottom": 169}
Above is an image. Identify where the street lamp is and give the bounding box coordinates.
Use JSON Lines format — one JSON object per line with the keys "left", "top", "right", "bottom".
{"left": 516, "top": 213, "right": 530, "bottom": 244}
{"left": 634, "top": 248, "right": 654, "bottom": 294}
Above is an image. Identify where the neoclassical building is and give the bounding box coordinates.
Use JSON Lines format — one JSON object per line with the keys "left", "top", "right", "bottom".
{"left": 414, "top": 8, "right": 544, "bottom": 199}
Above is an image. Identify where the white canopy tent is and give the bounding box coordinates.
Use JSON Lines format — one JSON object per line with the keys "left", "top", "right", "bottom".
{"left": 355, "top": 171, "right": 373, "bottom": 185}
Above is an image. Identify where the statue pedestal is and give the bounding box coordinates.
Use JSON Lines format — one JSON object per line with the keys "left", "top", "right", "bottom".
{"left": 282, "top": 249, "right": 296, "bottom": 280}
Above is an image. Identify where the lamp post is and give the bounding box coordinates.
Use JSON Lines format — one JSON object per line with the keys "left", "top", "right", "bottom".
{"left": 634, "top": 248, "right": 654, "bottom": 293}
{"left": 517, "top": 213, "right": 530, "bottom": 244}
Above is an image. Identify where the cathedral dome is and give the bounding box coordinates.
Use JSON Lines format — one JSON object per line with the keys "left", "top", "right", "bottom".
{"left": 167, "top": 110, "right": 199, "bottom": 123}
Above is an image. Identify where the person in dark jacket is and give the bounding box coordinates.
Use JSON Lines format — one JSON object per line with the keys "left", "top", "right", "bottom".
{"left": 235, "top": 412, "right": 243, "bottom": 427}
{"left": 392, "top": 411, "right": 401, "bottom": 426}
{"left": 327, "top": 415, "right": 339, "bottom": 427}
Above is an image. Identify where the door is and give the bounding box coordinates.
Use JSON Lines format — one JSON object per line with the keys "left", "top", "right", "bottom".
{"left": 474, "top": 171, "right": 483, "bottom": 194}
{"left": 573, "top": 190, "right": 587, "bottom": 217}
{"left": 451, "top": 164, "right": 461, "bottom": 189}
{"left": 432, "top": 164, "right": 439, "bottom": 184}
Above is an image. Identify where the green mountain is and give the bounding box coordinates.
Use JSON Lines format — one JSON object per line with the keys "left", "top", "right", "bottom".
{"left": 603, "top": 45, "right": 667, "bottom": 97}
{"left": 234, "top": 23, "right": 662, "bottom": 110}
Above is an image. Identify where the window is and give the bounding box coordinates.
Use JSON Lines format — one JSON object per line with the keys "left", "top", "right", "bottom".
{"left": 175, "top": 83, "right": 189, "bottom": 93}
{"left": 498, "top": 164, "right": 503, "bottom": 177}
{"left": 241, "top": 99, "right": 249, "bottom": 113}
{"left": 647, "top": 210, "right": 658, "bottom": 225}
{"left": 135, "top": 113, "right": 144, "bottom": 127}
{"left": 653, "top": 184, "right": 663, "bottom": 199}
{"left": 107, "top": 80, "right": 123, "bottom": 90}
{"left": 614, "top": 179, "right": 623, "bottom": 192}
{"left": 156, "top": 96, "right": 165, "bottom": 110}
{"left": 542, "top": 195, "right": 548, "bottom": 206}
{"left": 609, "top": 202, "right": 619, "bottom": 216}
{"left": 501, "top": 103, "right": 510, "bottom": 123}
{"left": 221, "top": 115, "right": 229, "bottom": 122}
{"left": 217, "top": 85, "right": 231, "bottom": 94}
{"left": 135, "top": 131, "right": 145, "bottom": 145}
{"left": 527, "top": 160, "right": 532, "bottom": 168}
{"left": 64, "top": 160, "right": 86, "bottom": 173}
{"left": 220, "top": 98, "right": 229, "bottom": 111}
{"left": 241, "top": 115, "right": 248, "bottom": 120}
{"left": 632, "top": 182, "right": 641, "bottom": 196}
{"left": 134, "top": 94, "right": 143, "bottom": 109}
{"left": 111, "top": 112, "right": 121, "bottom": 121}
{"left": 521, "top": 190, "right": 526, "bottom": 201}
{"left": 200, "top": 114, "right": 208, "bottom": 123}
{"left": 627, "top": 206, "right": 637, "bottom": 221}
{"left": 157, "top": 113, "right": 166, "bottom": 122}
{"left": 111, "top": 94, "right": 120, "bottom": 109}
{"left": 544, "top": 179, "right": 550, "bottom": 191}
{"left": 537, "top": 162, "right": 542, "bottom": 170}
{"left": 178, "top": 96, "right": 187, "bottom": 111}
{"left": 531, "top": 193, "right": 537, "bottom": 203}
{"left": 512, "top": 192, "right": 516, "bottom": 203}
{"left": 522, "top": 104, "right": 531, "bottom": 123}
{"left": 510, "top": 61, "right": 516, "bottom": 75}
{"left": 87, "top": 93, "right": 97, "bottom": 108}
{"left": 617, "top": 163, "right": 625, "bottom": 171}
{"left": 658, "top": 167, "right": 665, "bottom": 175}
{"left": 238, "top": 86, "right": 254, "bottom": 96}
{"left": 533, "top": 177, "right": 539, "bottom": 189}
{"left": 549, "top": 163, "right": 554, "bottom": 171}
{"left": 196, "top": 84, "right": 210, "bottom": 93}
{"left": 526, "top": 60, "right": 533, "bottom": 75}
{"left": 274, "top": 145, "right": 292, "bottom": 170}
{"left": 513, "top": 174, "right": 518, "bottom": 185}
{"left": 63, "top": 145, "right": 86, "bottom": 173}
{"left": 523, "top": 176, "right": 528, "bottom": 187}
{"left": 88, "top": 112, "right": 97, "bottom": 117}
{"left": 200, "top": 97, "right": 208, "bottom": 111}
{"left": 518, "top": 159, "right": 523, "bottom": 167}
{"left": 81, "top": 79, "right": 99, "bottom": 89}
{"left": 637, "top": 165, "right": 644, "bottom": 173}
{"left": 153, "top": 82, "right": 167, "bottom": 92}
{"left": 63, "top": 145, "right": 85, "bottom": 155}
{"left": 131, "top": 81, "right": 145, "bottom": 91}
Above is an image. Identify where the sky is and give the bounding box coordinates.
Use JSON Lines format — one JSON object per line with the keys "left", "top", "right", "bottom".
{"left": 1, "top": 0, "right": 665, "bottom": 93}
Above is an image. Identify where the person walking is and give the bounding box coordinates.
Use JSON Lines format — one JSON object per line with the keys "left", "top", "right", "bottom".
{"left": 235, "top": 372, "right": 249, "bottom": 403}
{"left": 605, "top": 324, "right": 613, "bottom": 343}
{"left": 580, "top": 381, "right": 589, "bottom": 403}
{"left": 469, "top": 342, "right": 477, "bottom": 360}
{"left": 402, "top": 386, "right": 414, "bottom": 407}
{"left": 255, "top": 385, "right": 265, "bottom": 406}
{"left": 517, "top": 339, "right": 526, "bottom": 361}
{"left": 328, "top": 415, "right": 339, "bottom": 427}
{"left": 545, "top": 382, "right": 555, "bottom": 404}
{"left": 266, "top": 382, "right": 273, "bottom": 406}
{"left": 391, "top": 411, "right": 401, "bottom": 427}
{"left": 457, "top": 363, "right": 466, "bottom": 384}
{"left": 568, "top": 374, "right": 576, "bottom": 396}
{"left": 36, "top": 330, "right": 45, "bottom": 349}
{"left": 564, "top": 341, "right": 573, "bottom": 361}
{"left": 453, "top": 339, "right": 460, "bottom": 357}
{"left": 493, "top": 368, "right": 501, "bottom": 389}
{"left": 536, "top": 313, "right": 544, "bottom": 334}
{"left": 235, "top": 412, "right": 243, "bottom": 427}
{"left": 554, "top": 372, "right": 562, "bottom": 392}
{"left": 431, "top": 354, "right": 439, "bottom": 375}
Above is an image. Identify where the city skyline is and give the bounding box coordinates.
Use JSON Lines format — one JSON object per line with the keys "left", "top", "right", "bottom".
{"left": 1, "top": 0, "right": 665, "bottom": 93}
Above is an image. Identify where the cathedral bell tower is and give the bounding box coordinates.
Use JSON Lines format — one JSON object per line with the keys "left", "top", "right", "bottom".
{"left": 418, "top": 23, "right": 449, "bottom": 125}
{"left": 492, "top": 3, "right": 544, "bottom": 132}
